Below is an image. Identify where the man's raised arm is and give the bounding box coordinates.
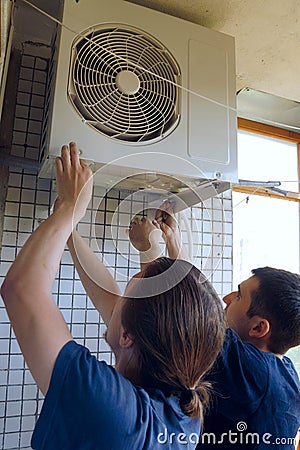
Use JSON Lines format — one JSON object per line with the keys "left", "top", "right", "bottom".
{"left": 0, "top": 142, "right": 92, "bottom": 395}
{"left": 67, "top": 230, "right": 121, "bottom": 326}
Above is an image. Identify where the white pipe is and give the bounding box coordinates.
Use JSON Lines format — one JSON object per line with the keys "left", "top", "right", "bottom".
{"left": 176, "top": 211, "right": 193, "bottom": 261}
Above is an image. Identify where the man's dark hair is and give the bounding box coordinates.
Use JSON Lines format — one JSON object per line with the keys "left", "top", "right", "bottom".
{"left": 247, "top": 266, "right": 300, "bottom": 354}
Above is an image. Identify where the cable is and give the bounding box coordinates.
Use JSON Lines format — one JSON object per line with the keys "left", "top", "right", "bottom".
{"left": 177, "top": 211, "right": 193, "bottom": 260}
{"left": 21, "top": 0, "right": 64, "bottom": 27}
{"left": 233, "top": 186, "right": 262, "bottom": 209}
{"left": 20, "top": 0, "right": 236, "bottom": 112}
{"left": 267, "top": 180, "right": 300, "bottom": 184}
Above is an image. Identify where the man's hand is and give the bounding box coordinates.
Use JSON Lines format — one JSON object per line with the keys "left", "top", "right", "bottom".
{"left": 55, "top": 142, "right": 93, "bottom": 225}
{"left": 128, "top": 216, "right": 163, "bottom": 267}
{"left": 128, "top": 216, "right": 161, "bottom": 252}
{"left": 154, "top": 202, "right": 190, "bottom": 261}
{"left": 154, "top": 201, "right": 180, "bottom": 243}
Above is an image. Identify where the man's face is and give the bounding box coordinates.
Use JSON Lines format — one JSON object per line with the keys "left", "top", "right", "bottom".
{"left": 223, "top": 275, "right": 260, "bottom": 340}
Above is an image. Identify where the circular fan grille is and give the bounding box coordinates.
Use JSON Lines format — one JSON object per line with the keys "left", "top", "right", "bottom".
{"left": 69, "top": 25, "right": 181, "bottom": 144}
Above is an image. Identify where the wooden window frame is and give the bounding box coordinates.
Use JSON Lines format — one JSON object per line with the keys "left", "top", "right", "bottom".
{"left": 233, "top": 118, "right": 300, "bottom": 202}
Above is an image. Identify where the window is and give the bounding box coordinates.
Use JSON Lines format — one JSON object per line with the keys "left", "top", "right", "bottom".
{"left": 233, "top": 125, "right": 299, "bottom": 283}
{"left": 238, "top": 131, "right": 298, "bottom": 192}
{"left": 233, "top": 119, "right": 300, "bottom": 371}
{"left": 234, "top": 119, "right": 300, "bottom": 201}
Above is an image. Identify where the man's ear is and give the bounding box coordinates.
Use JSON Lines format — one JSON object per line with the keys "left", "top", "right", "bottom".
{"left": 119, "top": 326, "right": 135, "bottom": 349}
{"left": 249, "top": 316, "right": 270, "bottom": 338}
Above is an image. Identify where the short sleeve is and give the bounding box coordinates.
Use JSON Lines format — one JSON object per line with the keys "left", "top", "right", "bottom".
{"left": 205, "top": 329, "right": 269, "bottom": 420}
{"left": 31, "top": 341, "right": 151, "bottom": 450}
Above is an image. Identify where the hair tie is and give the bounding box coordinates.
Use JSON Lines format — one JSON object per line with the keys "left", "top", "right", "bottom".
{"left": 186, "top": 386, "right": 197, "bottom": 391}
{"left": 182, "top": 387, "right": 197, "bottom": 394}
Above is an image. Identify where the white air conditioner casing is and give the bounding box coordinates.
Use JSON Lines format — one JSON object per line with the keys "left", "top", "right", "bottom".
{"left": 39, "top": 0, "right": 237, "bottom": 196}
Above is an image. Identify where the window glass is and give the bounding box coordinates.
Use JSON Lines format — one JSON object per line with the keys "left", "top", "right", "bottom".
{"left": 233, "top": 192, "right": 299, "bottom": 285}
{"left": 233, "top": 130, "right": 300, "bottom": 372}
{"left": 238, "top": 131, "right": 299, "bottom": 192}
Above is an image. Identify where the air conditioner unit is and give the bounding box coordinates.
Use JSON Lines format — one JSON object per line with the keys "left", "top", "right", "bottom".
{"left": 39, "top": 0, "right": 237, "bottom": 208}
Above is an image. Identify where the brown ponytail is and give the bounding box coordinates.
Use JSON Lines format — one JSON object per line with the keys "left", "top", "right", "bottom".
{"left": 122, "top": 257, "right": 225, "bottom": 421}
{"left": 179, "top": 382, "right": 211, "bottom": 423}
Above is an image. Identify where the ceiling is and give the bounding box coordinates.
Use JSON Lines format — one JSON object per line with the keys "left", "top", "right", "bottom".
{"left": 128, "top": 0, "right": 300, "bottom": 104}
{"left": 12, "top": 0, "right": 300, "bottom": 105}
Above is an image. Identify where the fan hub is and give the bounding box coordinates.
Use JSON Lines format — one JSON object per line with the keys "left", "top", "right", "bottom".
{"left": 116, "top": 70, "right": 140, "bottom": 95}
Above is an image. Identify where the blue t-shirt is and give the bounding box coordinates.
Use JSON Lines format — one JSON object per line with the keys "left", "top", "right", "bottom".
{"left": 31, "top": 341, "right": 200, "bottom": 450}
{"left": 199, "top": 329, "right": 300, "bottom": 449}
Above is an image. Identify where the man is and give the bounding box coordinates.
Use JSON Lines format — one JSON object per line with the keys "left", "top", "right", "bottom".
{"left": 201, "top": 267, "right": 300, "bottom": 449}
{"left": 128, "top": 207, "right": 300, "bottom": 449}
{"left": 1, "top": 143, "right": 225, "bottom": 450}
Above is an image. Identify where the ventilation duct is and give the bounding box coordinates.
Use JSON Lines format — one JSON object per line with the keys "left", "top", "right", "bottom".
{"left": 237, "top": 87, "right": 300, "bottom": 132}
